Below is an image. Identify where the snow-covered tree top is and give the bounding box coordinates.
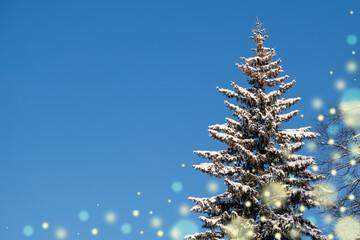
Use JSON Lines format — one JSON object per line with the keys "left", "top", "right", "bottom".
{"left": 186, "top": 21, "right": 328, "bottom": 240}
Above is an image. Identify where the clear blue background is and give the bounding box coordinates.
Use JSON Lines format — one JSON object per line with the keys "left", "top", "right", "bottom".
{"left": 0, "top": 0, "right": 359, "bottom": 239}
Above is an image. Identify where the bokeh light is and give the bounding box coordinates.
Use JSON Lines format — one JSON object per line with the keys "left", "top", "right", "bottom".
{"left": 312, "top": 183, "right": 337, "bottom": 207}
{"left": 157, "top": 230, "right": 164, "bottom": 237}
{"left": 78, "top": 210, "right": 90, "bottom": 222}
{"left": 23, "top": 225, "right": 34, "bottom": 237}
{"left": 55, "top": 228, "right": 67, "bottom": 239}
{"left": 340, "top": 88, "right": 360, "bottom": 127}
{"left": 121, "top": 223, "right": 132, "bottom": 234}
{"left": 206, "top": 181, "right": 219, "bottom": 193}
{"left": 331, "top": 151, "right": 341, "bottom": 162}
{"left": 328, "top": 125, "right": 339, "bottom": 135}
{"left": 347, "top": 34, "right": 358, "bottom": 46}
{"left": 150, "top": 216, "right": 162, "bottom": 228}
{"left": 132, "top": 210, "right": 139, "bottom": 217}
{"left": 289, "top": 228, "right": 301, "bottom": 238}
{"left": 261, "top": 182, "right": 288, "bottom": 208}
{"left": 170, "top": 227, "right": 182, "bottom": 239}
{"left": 170, "top": 220, "right": 199, "bottom": 240}
{"left": 306, "top": 141, "right": 317, "bottom": 152}
{"left": 335, "top": 79, "right": 347, "bottom": 91}
{"left": 323, "top": 214, "right": 333, "bottom": 224}
{"left": 274, "top": 232, "right": 281, "bottom": 239}
{"left": 42, "top": 222, "right": 49, "bottom": 229}
{"left": 349, "top": 143, "right": 360, "bottom": 156}
{"left": 312, "top": 98, "right": 323, "bottom": 110}
{"left": 172, "top": 181, "right": 183, "bottom": 193}
{"left": 335, "top": 216, "right": 360, "bottom": 240}
{"left": 91, "top": 228, "right": 98, "bottom": 235}
{"left": 105, "top": 211, "right": 117, "bottom": 224}
{"left": 225, "top": 216, "right": 255, "bottom": 240}
{"left": 179, "top": 204, "right": 190, "bottom": 216}
{"left": 346, "top": 61, "right": 358, "bottom": 73}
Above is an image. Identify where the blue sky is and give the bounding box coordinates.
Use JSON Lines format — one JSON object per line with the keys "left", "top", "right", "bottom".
{"left": 0, "top": 0, "right": 359, "bottom": 239}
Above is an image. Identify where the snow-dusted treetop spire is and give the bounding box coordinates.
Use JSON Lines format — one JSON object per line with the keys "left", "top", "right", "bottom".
{"left": 185, "top": 22, "right": 328, "bottom": 240}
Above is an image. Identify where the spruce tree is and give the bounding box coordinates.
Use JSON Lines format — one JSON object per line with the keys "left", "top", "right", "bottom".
{"left": 185, "top": 22, "right": 328, "bottom": 240}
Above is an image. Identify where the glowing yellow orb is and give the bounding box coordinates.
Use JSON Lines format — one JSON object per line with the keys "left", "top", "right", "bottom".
{"left": 340, "top": 206, "right": 346, "bottom": 212}
{"left": 149, "top": 211, "right": 153, "bottom": 215}
{"left": 133, "top": 210, "right": 140, "bottom": 217}
{"left": 247, "top": 230, "right": 254, "bottom": 237}
{"left": 157, "top": 230, "right": 164, "bottom": 237}
{"left": 330, "top": 108, "right": 337, "bottom": 114}
{"left": 352, "top": 51, "right": 356, "bottom": 55}
{"left": 313, "top": 183, "right": 337, "bottom": 208}
{"left": 299, "top": 205, "right": 306, "bottom": 212}
{"left": 91, "top": 228, "right": 98, "bottom": 235}
{"left": 207, "top": 181, "right": 219, "bottom": 193}
{"left": 264, "top": 191, "right": 271, "bottom": 198}
{"left": 179, "top": 204, "right": 190, "bottom": 216}
{"left": 335, "top": 216, "right": 360, "bottom": 240}
{"left": 151, "top": 217, "right": 162, "bottom": 228}
{"left": 170, "top": 227, "right": 181, "bottom": 239}
{"left": 261, "top": 182, "right": 288, "bottom": 208}
{"left": 349, "top": 194, "right": 355, "bottom": 200}
{"left": 312, "top": 98, "right": 323, "bottom": 110}
{"left": 300, "top": 114, "right": 304, "bottom": 117}
{"left": 312, "top": 165, "right": 319, "bottom": 172}
{"left": 335, "top": 79, "right": 346, "bottom": 91}
{"left": 224, "top": 216, "right": 255, "bottom": 240}
{"left": 318, "top": 114, "right": 324, "bottom": 121}
{"left": 350, "top": 159, "right": 356, "bottom": 165}
{"left": 328, "top": 234, "right": 334, "bottom": 239}
{"left": 350, "top": 10, "right": 354, "bottom": 14}
{"left": 274, "top": 232, "right": 282, "bottom": 239}
{"left": 260, "top": 216, "right": 266, "bottom": 222}
{"left": 55, "top": 228, "right": 67, "bottom": 239}
{"left": 137, "top": 191, "right": 141, "bottom": 195}
{"left": 140, "top": 230, "right": 144, "bottom": 234}
{"left": 181, "top": 163, "right": 185, "bottom": 167}
{"left": 328, "top": 139, "right": 335, "bottom": 145}
{"left": 331, "top": 169, "right": 337, "bottom": 176}
{"left": 42, "top": 222, "right": 49, "bottom": 229}
{"left": 105, "top": 211, "right": 116, "bottom": 223}
{"left": 168, "top": 199, "right": 172, "bottom": 203}
{"left": 245, "top": 201, "right": 251, "bottom": 207}
{"left": 346, "top": 61, "right": 358, "bottom": 73}
{"left": 289, "top": 228, "right": 301, "bottom": 238}
{"left": 330, "top": 71, "right": 334, "bottom": 75}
